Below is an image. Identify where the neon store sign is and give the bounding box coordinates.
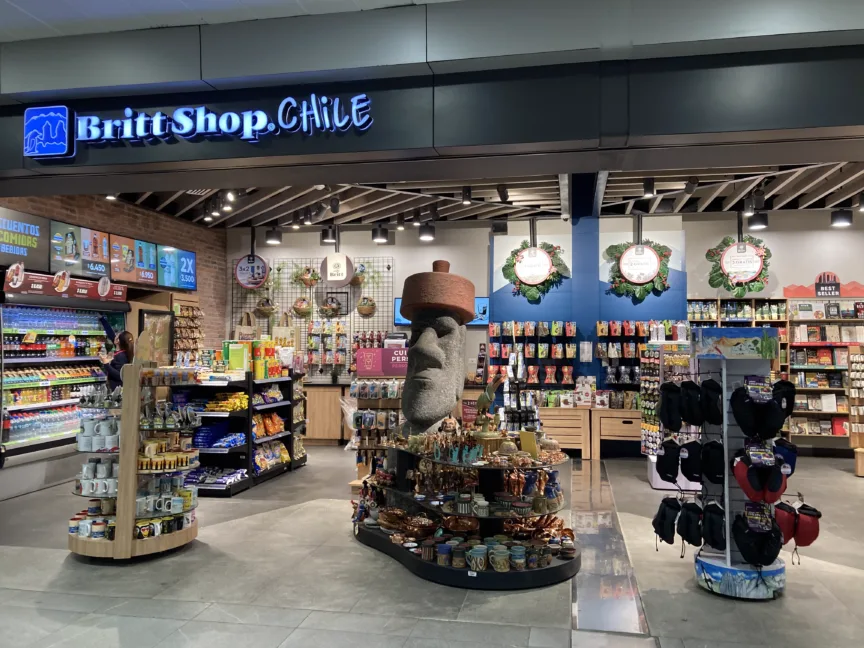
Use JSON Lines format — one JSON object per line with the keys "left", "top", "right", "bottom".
{"left": 23, "top": 93, "right": 373, "bottom": 159}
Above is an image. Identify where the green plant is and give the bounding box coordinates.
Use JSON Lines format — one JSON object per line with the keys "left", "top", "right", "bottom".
{"left": 244, "top": 263, "right": 285, "bottom": 300}
{"left": 705, "top": 235, "right": 771, "bottom": 298}
{"left": 501, "top": 240, "right": 570, "bottom": 303}
{"left": 291, "top": 264, "right": 320, "bottom": 286}
{"left": 605, "top": 240, "right": 671, "bottom": 302}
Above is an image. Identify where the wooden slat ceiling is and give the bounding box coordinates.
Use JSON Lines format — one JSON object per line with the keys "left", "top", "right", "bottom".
{"left": 600, "top": 162, "right": 864, "bottom": 215}
{"left": 114, "top": 175, "right": 564, "bottom": 228}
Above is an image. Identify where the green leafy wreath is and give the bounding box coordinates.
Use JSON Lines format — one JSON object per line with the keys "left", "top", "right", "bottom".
{"left": 706, "top": 235, "right": 771, "bottom": 298}
{"left": 502, "top": 240, "right": 571, "bottom": 303}
{"left": 606, "top": 239, "right": 671, "bottom": 302}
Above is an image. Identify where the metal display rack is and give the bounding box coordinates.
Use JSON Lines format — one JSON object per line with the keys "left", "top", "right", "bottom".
{"left": 189, "top": 369, "right": 303, "bottom": 498}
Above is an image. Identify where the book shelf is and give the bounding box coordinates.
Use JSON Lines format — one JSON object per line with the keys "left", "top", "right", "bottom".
{"left": 847, "top": 345, "right": 864, "bottom": 474}
{"left": 687, "top": 298, "right": 788, "bottom": 372}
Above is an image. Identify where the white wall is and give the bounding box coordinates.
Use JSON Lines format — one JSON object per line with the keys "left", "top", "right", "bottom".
{"left": 684, "top": 211, "right": 864, "bottom": 298}
{"left": 226, "top": 220, "right": 570, "bottom": 377}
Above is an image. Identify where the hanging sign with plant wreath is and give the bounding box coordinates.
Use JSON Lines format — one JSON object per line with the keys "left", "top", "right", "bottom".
{"left": 502, "top": 241, "right": 570, "bottom": 303}
{"left": 606, "top": 240, "right": 671, "bottom": 301}
{"left": 706, "top": 235, "right": 771, "bottom": 297}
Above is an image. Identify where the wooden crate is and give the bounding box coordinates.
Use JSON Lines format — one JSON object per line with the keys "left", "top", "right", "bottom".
{"left": 540, "top": 407, "right": 590, "bottom": 457}
{"left": 591, "top": 409, "right": 641, "bottom": 459}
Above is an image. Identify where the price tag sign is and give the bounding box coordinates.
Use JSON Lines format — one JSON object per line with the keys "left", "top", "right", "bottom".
{"left": 467, "top": 570, "right": 477, "bottom": 577}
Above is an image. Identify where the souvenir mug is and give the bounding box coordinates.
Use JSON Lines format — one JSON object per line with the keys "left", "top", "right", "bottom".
{"left": 81, "top": 462, "right": 96, "bottom": 479}
{"left": 95, "top": 462, "right": 110, "bottom": 479}
{"left": 467, "top": 547, "right": 487, "bottom": 571}
{"left": 81, "top": 418, "right": 97, "bottom": 436}
{"left": 96, "top": 419, "right": 115, "bottom": 436}
{"left": 91, "top": 435, "right": 107, "bottom": 452}
{"left": 77, "top": 434, "right": 93, "bottom": 452}
{"left": 106, "top": 479, "right": 118, "bottom": 496}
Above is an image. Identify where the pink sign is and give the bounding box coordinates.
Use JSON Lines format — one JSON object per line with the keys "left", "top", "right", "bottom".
{"left": 356, "top": 348, "right": 408, "bottom": 377}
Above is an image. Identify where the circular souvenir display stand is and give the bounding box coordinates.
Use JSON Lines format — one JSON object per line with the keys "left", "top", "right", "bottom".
{"left": 357, "top": 447, "right": 579, "bottom": 590}
{"left": 355, "top": 523, "right": 580, "bottom": 590}
{"left": 695, "top": 555, "right": 785, "bottom": 600}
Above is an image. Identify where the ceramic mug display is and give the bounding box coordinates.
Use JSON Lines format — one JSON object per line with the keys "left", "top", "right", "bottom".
{"left": 106, "top": 479, "right": 118, "bottom": 496}
{"left": 96, "top": 420, "right": 115, "bottom": 436}
{"left": 77, "top": 434, "right": 93, "bottom": 452}
{"left": 81, "top": 418, "right": 97, "bottom": 436}
{"left": 91, "top": 435, "right": 107, "bottom": 451}
{"left": 171, "top": 496, "right": 185, "bottom": 514}
{"left": 79, "top": 479, "right": 95, "bottom": 495}
{"left": 105, "top": 435, "right": 120, "bottom": 450}
{"left": 81, "top": 462, "right": 96, "bottom": 479}
{"left": 95, "top": 463, "right": 110, "bottom": 479}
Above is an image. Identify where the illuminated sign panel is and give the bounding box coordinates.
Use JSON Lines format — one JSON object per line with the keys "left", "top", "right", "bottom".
{"left": 24, "top": 93, "right": 373, "bottom": 159}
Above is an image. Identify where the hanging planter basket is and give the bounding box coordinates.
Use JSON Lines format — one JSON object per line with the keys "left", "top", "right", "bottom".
{"left": 357, "top": 296, "right": 377, "bottom": 317}
{"left": 292, "top": 297, "right": 312, "bottom": 318}
{"left": 253, "top": 297, "right": 278, "bottom": 319}
{"left": 293, "top": 266, "right": 321, "bottom": 288}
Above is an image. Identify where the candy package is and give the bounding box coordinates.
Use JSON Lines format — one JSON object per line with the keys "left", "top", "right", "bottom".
{"left": 551, "top": 321, "right": 563, "bottom": 336}
{"left": 538, "top": 343, "right": 549, "bottom": 359}
{"left": 565, "top": 343, "right": 577, "bottom": 359}
{"left": 565, "top": 321, "right": 577, "bottom": 336}
{"left": 502, "top": 321, "right": 513, "bottom": 337}
{"left": 561, "top": 366, "right": 574, "bottom": 384}
{"left": 543, "top": 366, "right": 558, "bottom": 384}
{"left": 538, "top": 321, "right": 550, "bottom": 336}
{"left": 552, "top": 343, "right": 564, "bottom": 359}
{"left": 596, "top": 321, "right": 609, "bottom": 336}
{"left": 513, "top": 321, "right": 524, "bottom": 337}
{"left": 524, "top": 321, "right": 536, "bottom": 336}
{"left": 489, "top": 322, "right": 501, "bottom": 337}
{"left": 527, "top": 366, "right": 540, "bottom": 384}
{"left": 525, "top": 343, "right": 536, "bottom": 358}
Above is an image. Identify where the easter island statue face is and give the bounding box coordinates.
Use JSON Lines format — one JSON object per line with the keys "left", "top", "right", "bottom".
{"left": 399, "top": 260, "right": 475, "bottom": 437}
{"left": 402, "top": 309, "right": 466, "bottom": 435}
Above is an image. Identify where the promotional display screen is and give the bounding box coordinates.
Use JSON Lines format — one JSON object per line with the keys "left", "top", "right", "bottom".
{"left": 0, "top": 208, "right": 50, "bottom": 271}
{"left": 109, "top": 234, "right": 157, "bottom": 285}
{"left": 157, "top": 245, "right": 197, "bottom": 290}
{"left": 49, "top": 221, "right": 109, "bottom": 279}
{"left": 394, "top": 297, "right": 489, "bottom": 327}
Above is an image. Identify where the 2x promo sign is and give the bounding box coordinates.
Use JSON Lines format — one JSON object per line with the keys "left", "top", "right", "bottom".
{"left": 23, "top": 93, "right": 373, "bottom": 159}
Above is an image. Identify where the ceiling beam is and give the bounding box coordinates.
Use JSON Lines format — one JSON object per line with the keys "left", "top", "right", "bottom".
{"left": 799, "top": 163, "right": 864, "bottom": 208}
{"left": 609, "top": 167, "right": 777, "bottom": 180}
{"left": 624, "top": 200, "right": 635, "bottom": 215}
{"left": 257, "top": 187, "right": 345, "bottom": 228}
{"left": 213, "top": 187, "right": 297, "bottom": 227}
{"left": 362, "top": 196, "right": 439, "bottom": 223}
{"left": 336, "top": 194, "right": 423, "bottom": 225}
{"left": 473, "top": 206, "right": 525, "bottom": 220}
{"left": 696, "top": 182, "right": 730, "bottom": 212}
{"left": 721, "top": 177, "right": 762, "bottom": 211}
{"left": 761, "top": 166, "right": 807, "bottom": 198}
{"left": 387, "top": 176, "right": 552, "bottom": 190}
{"left": 175, "top": 189, "right": 218, "bottom": 218}
{"left": 134, "top": 192, "right": 152, "bottom": 205}
{"left": 772, "top": 163, "right": 845, "bottom": 209}
{"left": 155, "top": 191, "right": 185, "bottom": 212}
{"left": 825, "top": 174, "right": 864, "bottom": 208}
{"left": 647, "top": 195, "right": 663, "bottom": 214}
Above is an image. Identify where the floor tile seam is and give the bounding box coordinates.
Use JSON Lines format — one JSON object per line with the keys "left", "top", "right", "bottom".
{"left": 598, "top": 460, "right": 651, "bottom": 637}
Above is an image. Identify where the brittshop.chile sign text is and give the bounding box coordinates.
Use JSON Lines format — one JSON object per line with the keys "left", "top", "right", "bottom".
{"left": 23, "top": 92, "right": 373, "bottom": 159}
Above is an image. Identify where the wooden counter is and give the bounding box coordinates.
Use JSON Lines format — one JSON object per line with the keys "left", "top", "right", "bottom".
{"left": 305, "top": 384, "right": 348, "bottom": 445}
{"left": 590, "top": 408, "right": 641, "bottom": 459}
{"left": 540, "top": 407, "right": 590, "bottom": 457}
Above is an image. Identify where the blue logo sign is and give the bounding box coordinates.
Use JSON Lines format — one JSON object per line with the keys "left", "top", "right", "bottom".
{"left": 23, "top": 93, "right": 372, "bottom": 160}
{"left": 23, "top": 105, "right": 73, "bottom": 158}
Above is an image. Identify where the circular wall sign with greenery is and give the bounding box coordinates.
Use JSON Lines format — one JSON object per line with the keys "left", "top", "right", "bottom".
{"left": 706, "top": 235, "right": 771, "bottom": 297}
{"left": 605, "top": 240, "right": 671, "bottom": 301}
{"left": 502, "top": 240, "right": 570, "bottom": 303}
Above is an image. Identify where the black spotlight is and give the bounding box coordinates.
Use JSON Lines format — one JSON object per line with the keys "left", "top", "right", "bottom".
{"left": 743, "top": 197, "right": 755, "bottom": 217}
{"left": 303, "top": 207, "right": 313, "bottom": 226}
{"left": 831, "top": 208, "right": 853, "bottom": 228}
{"left": 372, "top": 225, "right": 388, "bottom": 244}
{"left": 684, "top": 177, "right": 699, "bottom": 193}
{"left": 497, "top": 185, "right": 509, "bottom": 202}
{"left": 291, "top": 212, "right": 300, "bottom": 230}
{"left": 748, "top": 212, "right": 768, "bottom": 231}
{"left": 321, "top": 227, "right": 337, "bottom": 244}
{"left": 396, "top": 213, "right": 405, "bottom": 231}
{"left": 753, "top": 188, "right": 766, "bottom": 210}
{"left": 642, "top": 178, "right": 655, "bottom": 198}
{"left": 462, "top": 186, "right": 472, "bottom": 205}
{"left": 265, "top": 228, "right": 282, "bottom": 245}
{"left": 330, "top": 196, "right": 340, "bottom": 214}
{"left": 418, "top": 222, "right": 435, "bottom": 242}
{"left": 413, "top": 208, "right": 422, "bottom": 226}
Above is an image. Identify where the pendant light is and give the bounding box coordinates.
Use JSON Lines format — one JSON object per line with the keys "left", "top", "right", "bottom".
{"left": 748, "top": 212, "right": 768, "bottom": 231}
{"left": 412, "top": 207, "right": 422, "bottom": 226}
{"left": 642, "top": 178, "right": 655, "bottom": 198}
{"left": 831, "top": 208, "right": 853, "bottom": 228}
{"left": 396, "top": 213, "right": 405, "bottom": 231}
{"left": 419, "top": 222, "right": 435, "bottom": 242}
{"left": 321, "top": 227, "right": 337, "bottom": 244}
{"left": 372, "top": 225, "right": 388, "bottom": 244}
{"left": 461, "top": 186, "right": 472, "bottom": 205}
{"left": 742, "top": 197, "right": 755, "bottom": 217}
{"left": 303, "top": 207, "right": 313, "bottom": 226}
{"left": 265, "top": 228, "right": 282, "bottom": 245}
{"left": 291, "top": 212, "right": 300, "bottom": 230}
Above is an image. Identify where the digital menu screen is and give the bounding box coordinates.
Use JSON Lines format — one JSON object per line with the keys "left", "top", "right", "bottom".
{"left": 109, "top": 234, "right": 157, "bottom": 285}
{"left": 0, "top": 207, "right": 50, "bottom": 271}
{"left": 49, "top": 221, "right": 109, "bottom": 278}
{"left": 157, "top": 245, "right": 197, "bottom": 290}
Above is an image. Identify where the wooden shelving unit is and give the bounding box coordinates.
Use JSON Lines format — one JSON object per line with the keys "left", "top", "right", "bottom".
{"left": 847, "top": 345, "right": 864, "bottom": 475}
{"left": 69, "top": 363, "right": 199, "bottom": 559}
{"left": 687, "top": 297, "right": 788, "bottom": 373}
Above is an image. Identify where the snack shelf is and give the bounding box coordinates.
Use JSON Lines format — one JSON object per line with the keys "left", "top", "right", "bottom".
{"left": 253, "top": 376, "right": 292, "bottom": 385}
{"left": 197, "top": 446, "right": 246, "bottom": 454}
{"left": 198, "top": 410, "right": 247, "bottom": 418}
{"left": 196, "top": 477, "right": 251, "bottom": 497}
{"left": 5, "top": 398, "right": 80, "bottom": 411}
{"left": 3, "top": 356, "right": 102, "bottom": 364}
{"left": 292, "top": 454, "right": 307, "bottom": 470}
{"left": 253, "top": 400, "right": 292, "bottom": 411}
{"left": 254, "top": 429, "right": 292, "bottom": 444}
{"left": 252, "top": 462, "right": 289, "bottom": 483}
{"left": 790, "top": 433, "right": 850, "bottom": 438}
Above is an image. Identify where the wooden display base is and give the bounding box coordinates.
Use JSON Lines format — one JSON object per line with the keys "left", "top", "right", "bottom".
{"left": 475, "top": 436, "right": 504, "bottom": 455}
{"left": 855, "top": 448, "right": 864, "bottom": 477}
{"left": 68, "top": 522, "right": 198, "bottom": 559}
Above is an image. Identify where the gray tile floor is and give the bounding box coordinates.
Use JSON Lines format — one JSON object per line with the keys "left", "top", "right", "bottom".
{"left": 2, "top": 448, "right": 858, "bottom": 647}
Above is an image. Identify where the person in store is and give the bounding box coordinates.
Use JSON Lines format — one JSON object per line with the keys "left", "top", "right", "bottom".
{"left": 99, "top": 315, "right": 134, "bottom": 389}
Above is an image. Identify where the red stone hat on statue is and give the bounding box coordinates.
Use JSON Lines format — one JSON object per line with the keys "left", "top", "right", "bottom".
{"left": 400, "top": 260, "right": 475, "bottom": 325}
